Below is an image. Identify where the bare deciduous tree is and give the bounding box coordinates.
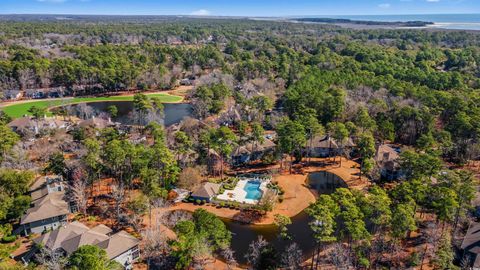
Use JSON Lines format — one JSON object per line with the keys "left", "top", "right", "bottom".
{"left": 141, "top": 218, "right": 173, "bottom": 270}
{"left": 192, "top": 236, "right": 213, "bottom": 270}
{"left": 110, "top": 182, "right": 126, "bottom": 224}
{"left": 70, "top": 170, "right": 88, "bottom": 215}
{"left": 328, "top": 243, "right": 352, "bottom": 270}
{"left": 35, "top": 247, "right": 67, "bottom": 270}
{"left": 281, "top": 243, "right": 303, "bottom": 270}
{"left": 221, "top": 247, "right": 238, "bottom": 270}
{"left": 177, "top": 166, "right": 204, "bottom": 191}
{"left": 245, "top": 235, "right": 268, "bottom": 269}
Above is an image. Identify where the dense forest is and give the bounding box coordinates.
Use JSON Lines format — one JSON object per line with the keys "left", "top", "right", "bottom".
{"left": 1, "top": 16, "right": 480, "bottom": 269}
{"left": 1, "top": 17, "right": 480, "bottom": 161}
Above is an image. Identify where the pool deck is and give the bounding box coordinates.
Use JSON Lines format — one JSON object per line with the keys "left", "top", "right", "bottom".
{"left": 154, "top": 157, "right": 368, "bottom": 225}
{"left": 216, "top": 179, "right": 268, "bottom": 205}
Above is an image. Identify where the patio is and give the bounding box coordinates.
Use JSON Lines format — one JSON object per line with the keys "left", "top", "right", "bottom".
{"left": 216, "top": 176, "right": 270, "bottom": 205}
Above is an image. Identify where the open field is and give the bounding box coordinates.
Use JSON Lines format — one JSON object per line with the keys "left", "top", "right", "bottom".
{"left": 0, "top": 92, "right": 183, "bottom": 118}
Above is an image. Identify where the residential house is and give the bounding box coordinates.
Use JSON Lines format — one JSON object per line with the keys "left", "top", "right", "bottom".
{"left": 374, "top": 144, "right": 401, "bottom": 180}
{"left": 3, "top": 90, "right": 22, "bottom": 100}
{"left": 190, "top": 182, "right": 221, "bottom": 203}
{"left": 309, "top": 135, "right": 339, "bottom": 157}
{"left": 8, "top": 116, "right": 69, "bottom": 135}
{"left": 25, "top": 87, "right": 65, "bottom": 99}
{"left": 232, "top": 137, "right": 276, "bottom": 166}
{"left": 19, "top": 176, "right": 71, "bottom": 236}
{"left": 78, "top": 116, "right": 116, "bottom": 131}
{"left": 33, "top": 221, "right": 140, "bottom": 269}
{"left": 179, "top": 78, "right": 193, "bottom": 86}
{"left": 461, "top": 222, "right": 480, "bottom": 269}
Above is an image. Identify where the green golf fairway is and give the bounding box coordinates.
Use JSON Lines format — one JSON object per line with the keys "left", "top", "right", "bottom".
{"left": 1, "top": 93, "right": 183, "bottom": 118}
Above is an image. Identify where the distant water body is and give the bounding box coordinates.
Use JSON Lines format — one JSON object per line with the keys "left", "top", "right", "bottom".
{"left": 324, "top": 14, "right": 480, "bottom": 30}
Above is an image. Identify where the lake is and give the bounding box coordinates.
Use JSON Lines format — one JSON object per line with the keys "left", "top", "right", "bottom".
{"left": 320, "top": 14, "right": 480, "bottom": 30}
{"left": 225, "top": 171, "right": 346, "bottom": 264}
{"left": 70, "top": 101, "right": 192, "bottom": 126}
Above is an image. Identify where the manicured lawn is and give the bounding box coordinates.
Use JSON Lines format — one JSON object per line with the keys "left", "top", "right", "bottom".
{"left": 1, "top": 93, "right": 183, "bottom": 118}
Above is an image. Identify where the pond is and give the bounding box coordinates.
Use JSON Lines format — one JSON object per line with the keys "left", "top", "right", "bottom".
{"left": 69, "top": 101, "right": 192, "bottom": 126}
{"left": 225, "top": 171, "right": 347, "bottom": 264}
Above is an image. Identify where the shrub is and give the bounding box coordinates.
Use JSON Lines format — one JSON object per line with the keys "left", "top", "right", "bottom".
{"left": 2, "top": 235, "right": 17, "bottom": 243}
{"left": 407, "top": 252, "right": 420, "bottom": 267}
{"left": 196, "top": 199, "right": 201, "bottom": 205}
{"left": 278, "top": 195, "right": 284, "bottom": 203}
{"left": 201, "top": 200, "right": 207, "bottom": 205}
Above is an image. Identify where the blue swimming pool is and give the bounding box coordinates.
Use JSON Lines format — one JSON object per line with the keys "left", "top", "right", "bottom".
{"left": 244, "top": 181, "right": 263, "bottom": 200}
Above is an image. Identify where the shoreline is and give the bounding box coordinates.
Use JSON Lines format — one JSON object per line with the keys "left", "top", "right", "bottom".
{"left": 0, "top": 90, "right": 187, "bottom": 118}
{"left": 157, "top": 157, "right": 367, "bottom": 226}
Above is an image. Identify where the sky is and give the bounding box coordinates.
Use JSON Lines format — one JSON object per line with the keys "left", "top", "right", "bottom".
{"left": 0, "top": 0, "right": 479, "bottom": 16}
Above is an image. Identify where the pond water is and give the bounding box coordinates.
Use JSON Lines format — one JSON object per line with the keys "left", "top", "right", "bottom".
{"left": 225, "top": 171, "right": 347, "bottom": 264}
{"left": 70, "top": 101, "right": 192, "bottom": 126}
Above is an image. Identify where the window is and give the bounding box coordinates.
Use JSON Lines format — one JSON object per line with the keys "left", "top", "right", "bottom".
{"left": 131, "top": 246, "right": 140, "bottom": 260}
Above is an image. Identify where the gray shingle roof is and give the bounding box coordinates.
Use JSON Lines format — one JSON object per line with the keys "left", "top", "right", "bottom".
{"left": 34, "top": 221, "right": 139, "bottom": 259}
{"left": 97, "top": 231, "right": 140, "bottom": 259}
{"left": 462, "top": 222, "right": 480, "bottom": 251}
{"left": 20, "top": 192, "right": 70, "bottom": 224}
{"left": 191, "top": 182, "right": 221, "bottom": 198}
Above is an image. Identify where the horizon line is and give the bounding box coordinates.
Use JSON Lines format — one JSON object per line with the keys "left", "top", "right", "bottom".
{"left": 0, "top": 12, "right": 479, "bottom": 17}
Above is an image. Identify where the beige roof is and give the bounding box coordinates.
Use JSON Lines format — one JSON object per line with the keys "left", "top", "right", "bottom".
{"left": 191, "top": 182, "right": 221, "bottom": 198}
{"left": 30, "top": 188, "right": 49, "bottom": 202}
{"left": 29, "top": 175, "right": 64, "bottom": 201}
{"left": 312, "top": 136, "right": 339, "bottom": 149}
{"left": 244, "top": 138, "right": 276, "bottom": 153}
{"left": 375, "top": 144, "right": 400, "bottom": 163}
{"left": 61, "top": 230, "right": 110, "bottom": 255}
{"left": 8, "top": 117, "right": 35, "bottom": 129}
{"left": 233, "top": 138, "right": 276, "bottom": 157}
{"left": 34, "top": 221, "right": 90, "bottom": 250}
{"left": 78, "top": 117, "right": 111, "bottom": 129}
{"left": 30, "top": 177, "right": 48, "bottom": 193}
{"left": 462, "top": 222, "right": 480, "bottom": 250}
{"left": 90, "top": 224, "right": 113, "bottom": 235}
{"left": 97, "top": 231, "right": 140, "bottom": 259}
{"left": 475, "top": 255, "right": 480, "bottom": 268}
{"left": 34, "top": 222, "right": 139, "bottom": 259}
{"left": 21, "top": 192, "right": 69, "bottom": 224}
{"left": 344, "top": 137, "right": 356, "bottom": 147}
{"left": 208, "top": 149, "right": 221, "bottom": 158}
{"left": 234, "top": 145, "right": 250, "bottom": 156}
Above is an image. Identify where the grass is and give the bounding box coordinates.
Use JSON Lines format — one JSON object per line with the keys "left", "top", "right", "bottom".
{"left": 1, "top": 93, "right": 183, "bottom": 118}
